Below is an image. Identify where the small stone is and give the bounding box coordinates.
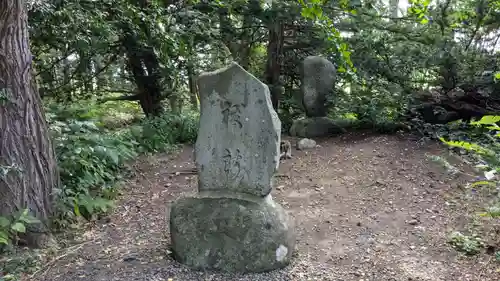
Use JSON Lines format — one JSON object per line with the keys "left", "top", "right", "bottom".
{"left": 123, "top": 256, "right": 137, "bottom": 262}
{"left": 297, "top": 138, "right": 317, "bottom": 150}
{"left": 408, "top": 219, "right": 419, "bottom": 225}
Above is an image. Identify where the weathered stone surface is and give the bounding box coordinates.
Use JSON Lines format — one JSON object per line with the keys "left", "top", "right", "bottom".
{"left": 290, "top": 117, "right": 346, "bottom": 138}
{"left": 195, "top": 62, "right": 281, "bottom": 197}
{"left": 301, "top": 56, "right": 336, "bottom": 117}
{"left": 170, "top": 196, "right": 295, "bottom": 273}
{"left": 297, "top": 138, "right": 317, "bottom": 150}
{"left": 169, "top": 62, "right": 295, "bottom": 273}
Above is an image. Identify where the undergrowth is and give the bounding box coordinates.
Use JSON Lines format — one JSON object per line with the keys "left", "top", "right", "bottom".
{"left": 432, "top": 116, "right": 500, "bottom": 261}
{"left": 1, "top": 102, "right": 199, "bottom": 279}
{"left": 46, "top": 102, "right": 199, "bottom": 227}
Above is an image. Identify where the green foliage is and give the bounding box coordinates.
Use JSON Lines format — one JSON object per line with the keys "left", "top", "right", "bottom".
{"left": 0, "top": 249, "right": 44, "bottom": 281}
{"left": 131, "top": 111, "right": 199, "bottom": 153}
{"left": 447, "top": 231, "right": 484, "bottom": 255}
{"left": 297, "top": 0, "right": 356, "bottom": 75}
{"left": 438, "top": 116, "right": 500, "bottom": 256}
{"left": 48, "top": 116, "right": 137, "bottom": 224}
{"left": 0, "top": 209, "right": 40, "bottom": 248}
{"left": 439, "top": 116, "right": 500, "bottom": 184}
{"left": 45, "top": 102, "right": 198, "bottom": 226}
{"left": 44, "top": 99, "right": 142, "bottom": 129}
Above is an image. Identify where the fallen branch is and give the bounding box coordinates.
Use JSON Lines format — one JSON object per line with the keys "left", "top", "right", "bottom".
{"left": 172, "top": 168, "right": 197, "bottom": 175}
{"left": 29, "top": 238, "right": 98, "bottom": 280}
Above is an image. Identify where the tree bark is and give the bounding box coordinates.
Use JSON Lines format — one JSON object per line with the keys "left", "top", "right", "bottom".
{"left": 76, "top": 51, "right": 93, "bottom": 96}
{"left": 186, "top": 55, "right": 199, "bottom": 111}
{"left": 217, "top": 1, "right": 260, "bottom": 70}
{"left": 93, "top": 56, "right": 107, "bottom": 91}
{"left": 121, "top": 23, "right": 165, "bottom": 117}
{"left": 62, "top": 46, "right": 72, "bottom": 100}
{"left": 389, "top": 0, "right": 399, "bottom": 18}
{"left": 0, "top": 0, "right": 60, "bottom": 247}
{"left": 265, "top": 18, "right": 285, "bottom": 110}
{"left": 119, "top": 0, "right": 166, "bottom": 117}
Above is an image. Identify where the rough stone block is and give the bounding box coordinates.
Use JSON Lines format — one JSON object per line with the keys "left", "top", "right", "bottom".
{"left": 289, "top": 117, "right": 346, "bottom": 138}
{"left": 301, "top": 56, "right": 336, "bottom": 117}
{"left": 195, "top": 62, "right": 281, "bottom": 197}
{"left": 170, "top": 196, "right": 295, "bottom": 273}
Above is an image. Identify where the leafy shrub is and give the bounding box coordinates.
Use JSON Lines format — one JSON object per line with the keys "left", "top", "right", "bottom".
{"left": 439, "top": 116, "right": 500, "bottom": 201}
{"left": 0, "top": 209, "right": 40, "bottom": 248}
{"left": 438, "top": 115, "right": 500, "bottom": 255}
{"left": 0, "top": 248, "right": 43, "bottom": 280}
{"left": 46, "top": 104, "right": 199, "bottom": 226}
{"left": 48, "top": 118, "right": 138, "bottom": 224}
{"left": 128, "top": 111, "right": 199, "bottom": 153}
{"left": 44, "top": 98, "right": 142, "bottom": 129}
{"left": 447, "top": 231, "right": 484, "bottom": 255}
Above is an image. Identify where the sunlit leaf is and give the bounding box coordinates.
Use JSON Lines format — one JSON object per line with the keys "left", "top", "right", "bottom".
{"left": 11, "top": 222, "right": 26, "bottom": 233}
{"left": 470, "top": 181, "right": 496, "bottom": 187}
{"left": 0, "top": 217, "right": 10, "bottom": 228}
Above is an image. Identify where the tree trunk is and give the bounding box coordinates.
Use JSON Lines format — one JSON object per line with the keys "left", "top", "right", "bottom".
{"left": 265, "top": 18, "right": 285, "bottom": 110}
{"left": 121, "top": 21, "right": 165, "bottom": 118}
{"left": 124, "top": 49, "right": 165, "bottom": 117}
{"left": 218, "top": 3, "right": 257, "bottom": 70}
{"left": 94, "top": 56, "right": 107, "bottom": 91}
{"left": 62, "top": 47, "right": 72, "bottom": 100}
{"left": 0, "top": 0, "right": 60, "bottom": 248}
{"left": 77, "top": 52, "right": 93, "bottom": 96}
{"left": 389, "top": 0, "right": 399, "bottom": 17}
{"left": 186, "top": 58, "right": 199, "bottom": 111}
{"left": 169, "top": 95, "right": 182, "bottom": 114}
{"left": 120, "top": 0, "right": 166, "bottom": 117}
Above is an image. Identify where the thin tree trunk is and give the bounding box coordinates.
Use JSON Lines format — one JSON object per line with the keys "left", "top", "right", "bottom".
{"left": 390, "top": 0, "right": 399, "bottom": 18}
{"left": 0, "top": 0, "right": 60, "bottom": 248}
{"left": 77, "top": 52, "right": 93, "bottom": 95}
{"left": 62, "top": 47, "right": 71, "bottom": 99}
{"left": 265, "top": 18, "right": 285, "bottom": 110}
{"left": 187, "top": 59, "right": 198, "bottom": 111}
{"left": 120, "top": 1, "right": 166, "bottom": 117}
{"left": 218, "top": 4, "right": 255, "bottom": 70}
{"left": 121, "top": 19, "right": 165, "bottom": 118}
{"left": 94, "top": 56, "right": 107, "bottom": 90}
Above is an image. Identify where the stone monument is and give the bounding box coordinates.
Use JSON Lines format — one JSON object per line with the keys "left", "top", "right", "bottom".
{"left": 290, "top": 56, "right": 345, "bottom": 137}
{"left": 169, "top": 62, "right": 295, "bottom": 273}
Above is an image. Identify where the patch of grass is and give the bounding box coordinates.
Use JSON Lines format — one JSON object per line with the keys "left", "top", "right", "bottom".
{"left": 44, "top": 98, "right": 143, "bottom": 130}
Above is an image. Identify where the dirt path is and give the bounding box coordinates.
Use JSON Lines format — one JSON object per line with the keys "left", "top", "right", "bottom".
{"left": 34, "top": 132, "right": 498, "bottom": 281}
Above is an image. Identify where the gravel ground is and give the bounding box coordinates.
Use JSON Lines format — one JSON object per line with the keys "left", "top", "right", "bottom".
{"left": 32, "top": 132, "right": 499, "bottom": 281}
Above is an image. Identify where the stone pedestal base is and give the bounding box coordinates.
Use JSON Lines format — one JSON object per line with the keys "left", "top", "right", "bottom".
{"left": 290, "top": 117, "right": 346, "bottom": 138}
{"left": 169, "top": 196, "right": 295, "bottom": 273}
